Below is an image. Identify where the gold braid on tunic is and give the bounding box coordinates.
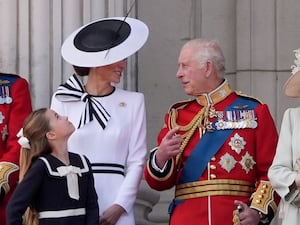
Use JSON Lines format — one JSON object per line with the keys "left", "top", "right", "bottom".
{"left": 168, "top": 79, "right": 233, "bottom": 169}
{"left": 169, "top": 105, "right": 211, "bottom": 168}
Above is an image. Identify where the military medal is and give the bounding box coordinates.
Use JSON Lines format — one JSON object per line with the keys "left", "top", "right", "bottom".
{"left": 205, "top": 121, "right": 214, "bottom": 131}
{"left": 208, "top": 106, "right": 217, "bottom": 118}
{"left": 4, "top": 86, "right": 12, "bottom": 104}
{"left": 219, "top": 153, "right": 237, "bottom": 172}
{"left": 239, "top": 152, "right": 256, "bottom": 174}
{"left": 0, "top": 86, "right": 13, "bottom": 104}
{"left": 0, "top": 87, "right": 5, "bottom": 104}
{"left": 215, "top": 120, "right": 225, "bottom": 129}
{"left": 229, "top": 133, "right": 246, "bottom": 154}
{"left": 215, "top": 109, "right": 257, "bottom": 130}
{"left": 5, "top": 97, "right": 12, "bottom": 104}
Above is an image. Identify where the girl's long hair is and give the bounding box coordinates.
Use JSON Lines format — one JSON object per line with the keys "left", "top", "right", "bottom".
{"left": 19, "top": 108, "right": 52, "bottom": 225}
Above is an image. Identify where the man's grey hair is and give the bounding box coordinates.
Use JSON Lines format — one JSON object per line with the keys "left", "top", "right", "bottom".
{"left": 183, "top": 38, "right": 226, "bottom": 76}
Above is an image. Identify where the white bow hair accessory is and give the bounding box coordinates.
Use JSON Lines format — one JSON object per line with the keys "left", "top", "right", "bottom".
{"left": 17, "top": 128, "right": 31, "bottom": 149}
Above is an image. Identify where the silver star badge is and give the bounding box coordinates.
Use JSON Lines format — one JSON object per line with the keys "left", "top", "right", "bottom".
{"left": 229, "top": 133, "right": 246, "bottom": 154}
{"left": 239, "top": 152, "right": 256, "bottom": 174}
{"left": 219, "top": 153, "right": 237, "bottom": 172}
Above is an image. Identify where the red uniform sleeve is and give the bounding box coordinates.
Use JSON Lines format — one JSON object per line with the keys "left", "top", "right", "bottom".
{"left": 249, "top": 103, "right": 280, "bottom": 214}
{"left": 0, "top": 76, "right": 32, "bottom": 220}
{"left": 1, "top": 77, "right": 32, "bottom": 164}
{"left": 144, "top": 113, "right": 178, "bottom": 191}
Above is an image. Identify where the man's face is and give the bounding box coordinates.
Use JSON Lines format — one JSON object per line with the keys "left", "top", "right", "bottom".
{"left": 176, "top": 46, "right": 209, "bottom": 96}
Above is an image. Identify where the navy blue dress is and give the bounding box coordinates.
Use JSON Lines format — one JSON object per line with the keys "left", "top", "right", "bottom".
{"left": 6, "top": 152, "right": 99, "bottom": 225}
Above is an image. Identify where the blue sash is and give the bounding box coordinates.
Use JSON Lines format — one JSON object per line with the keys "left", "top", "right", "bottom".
{"left": 179, "top": 96, "right": 259, "bottom": 184}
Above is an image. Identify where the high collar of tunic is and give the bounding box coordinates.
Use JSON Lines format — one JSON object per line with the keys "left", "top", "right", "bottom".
{"left": 196, "top": 79, "right": 233, "bottom": 106}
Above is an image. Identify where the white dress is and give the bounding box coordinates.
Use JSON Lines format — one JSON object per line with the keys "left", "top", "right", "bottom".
{"left": 51, "top": 77, "right": 147, "bottom": 225}
{"left": 268, "top": 107, "right": 300, "bottom": 225}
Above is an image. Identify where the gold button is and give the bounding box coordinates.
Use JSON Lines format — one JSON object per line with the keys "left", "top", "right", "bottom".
{"left": 210, "top": 165, "right": 216, "bottom": 170}
{"left": 210, "top": 174, "right": 216, "bottom": 179}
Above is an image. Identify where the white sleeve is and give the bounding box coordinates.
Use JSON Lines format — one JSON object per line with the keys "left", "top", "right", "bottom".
{"left": 268, "top": 108, "right": 299, "bottom": 199}
{"left": 113, "top": 93, "right": 147, "bottom": 212}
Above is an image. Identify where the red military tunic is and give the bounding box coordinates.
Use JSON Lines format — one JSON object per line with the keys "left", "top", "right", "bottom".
{"left": 0, "top": 73, "right": 32, "bottom": 225}
{"left": 144, "top": 80, "right": 279, "bottom": 225}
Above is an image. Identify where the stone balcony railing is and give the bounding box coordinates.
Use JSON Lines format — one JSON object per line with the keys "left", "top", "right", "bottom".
{"left": 134, "top": 179, "right": 160, "bottom": 225}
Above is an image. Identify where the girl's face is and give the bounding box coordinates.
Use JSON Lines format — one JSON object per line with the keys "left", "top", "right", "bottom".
{"left": 46, "top": 109, "right": 75, "bottom": 140}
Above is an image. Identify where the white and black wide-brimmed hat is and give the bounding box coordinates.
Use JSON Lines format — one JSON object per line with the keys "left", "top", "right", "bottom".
{"left": 61, "top": 16, "right": 149, "bottom": 67}
{"left": 284, "top": 48, "right": 300, "bottom": 97}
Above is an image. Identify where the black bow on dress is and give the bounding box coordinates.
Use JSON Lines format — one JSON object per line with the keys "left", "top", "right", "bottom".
{"left": 54, "top": 74, "right": 111, "bottom": 129}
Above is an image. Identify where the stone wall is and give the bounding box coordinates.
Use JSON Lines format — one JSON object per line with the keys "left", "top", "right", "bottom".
{"left": 1, "top": 0, "right": 300, "bottom": 224}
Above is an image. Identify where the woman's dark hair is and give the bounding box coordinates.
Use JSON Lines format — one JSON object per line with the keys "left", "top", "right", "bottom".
{"left": 73, "top": 65, "right": 90, "bottom": 76}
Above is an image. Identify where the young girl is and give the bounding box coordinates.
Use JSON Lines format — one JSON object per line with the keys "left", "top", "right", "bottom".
{"left": 6, "top": 108, "right": 99, "bottom": 225}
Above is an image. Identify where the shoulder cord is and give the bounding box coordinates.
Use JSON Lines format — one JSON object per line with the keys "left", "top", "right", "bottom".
{"left": 168, "top": 105, "right": 210, "bottom": 168}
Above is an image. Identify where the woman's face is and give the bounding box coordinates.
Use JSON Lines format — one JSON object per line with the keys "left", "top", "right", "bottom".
{"left": 95, "top": 59, "right": 127, "bottom": 83}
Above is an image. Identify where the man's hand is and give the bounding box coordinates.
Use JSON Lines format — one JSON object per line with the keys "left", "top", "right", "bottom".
{"left": 234, "top": 200, "right": 260, "bottom": 225}
{"left": 155, "top": 127, "right": 183, "bottom": 168}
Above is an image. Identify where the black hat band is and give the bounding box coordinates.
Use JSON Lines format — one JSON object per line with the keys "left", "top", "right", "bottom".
{"left": 73, "top": 19, "right": 131, "bottom": 52}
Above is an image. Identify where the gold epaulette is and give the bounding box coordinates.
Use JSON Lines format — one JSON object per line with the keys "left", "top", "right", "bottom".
{"left": 0, "top": 162, "right": 19, "bottom": 195}
{"left": 250, "top": 180, "right": 277, "bottom": 214}
{"left": 167, "top": 98, "right": 195, "bottom": 113}
{"left": 235, "top": 90, "right": 264, "bottom": 104}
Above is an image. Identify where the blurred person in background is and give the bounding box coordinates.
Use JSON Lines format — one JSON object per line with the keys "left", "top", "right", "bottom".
{"left": 0, "top": 72, "right": 32, "bottom": 225}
